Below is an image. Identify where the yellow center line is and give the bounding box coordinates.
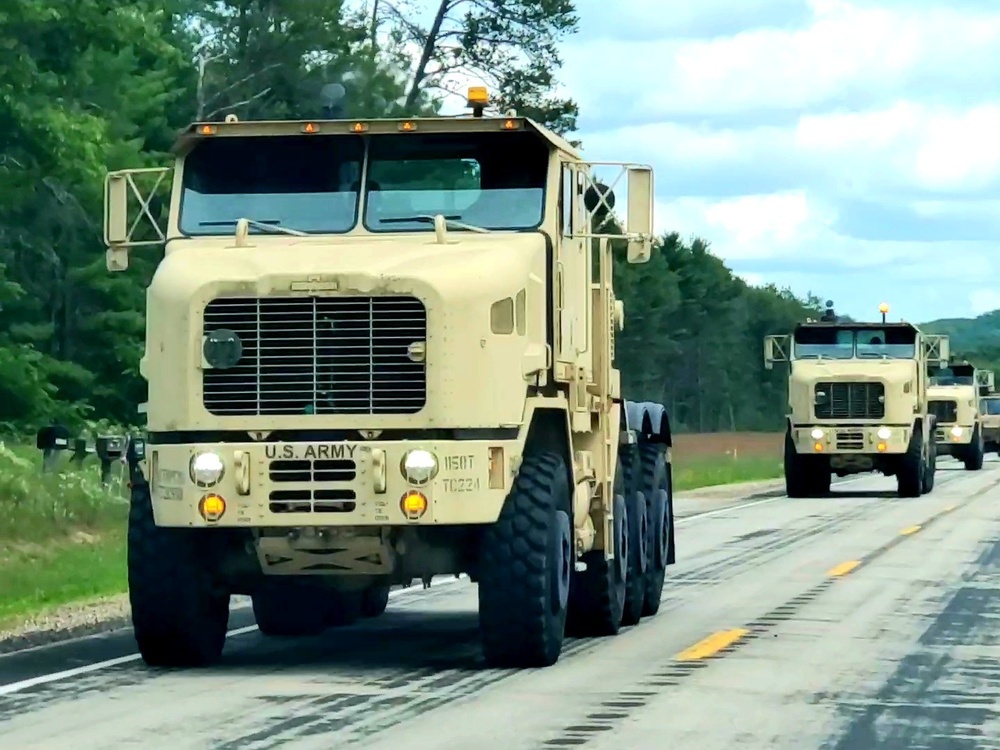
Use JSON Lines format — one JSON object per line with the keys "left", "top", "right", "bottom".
{"left": 900, "top": 525, "right": 921, "bottom": 536}
{"left": 827, "top": 559, "right": 862, "bottom": 577}
{"left": 675, "top": 628, "right": 749, "bottom": 661}
{"left": 944, "top": 505, "right": 956, "bottom": 512}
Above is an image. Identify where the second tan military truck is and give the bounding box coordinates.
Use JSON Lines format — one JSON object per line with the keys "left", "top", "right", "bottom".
{"left": 928, "top": 363, "right": 993, "bottom": 470}
{"left": 764, "top": 302, "right": 946, "bottom": 498}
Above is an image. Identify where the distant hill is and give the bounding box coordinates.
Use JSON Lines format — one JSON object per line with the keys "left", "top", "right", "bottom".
{"left": 919, "top": 310, "right": 1000, "bottom": 353}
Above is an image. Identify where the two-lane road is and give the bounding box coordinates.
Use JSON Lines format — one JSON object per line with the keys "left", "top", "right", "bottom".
{"left": 2, "top": 457, "right": 998, "bottom": 749}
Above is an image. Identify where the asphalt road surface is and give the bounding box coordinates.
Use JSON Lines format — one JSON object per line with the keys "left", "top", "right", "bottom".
{"left": 2, "top": 456, "right": 999, "bottom": 750}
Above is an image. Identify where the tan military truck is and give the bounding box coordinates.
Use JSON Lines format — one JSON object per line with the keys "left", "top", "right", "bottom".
{"left": 764, "top": 302, "right": 945, "bottom": 498}
{"left": 979, "top": 390, "right": 1000, "bottom": 456}
{"left": 103, "top": 87, "right": 675, "bottom": 670}
{"left": 927, "top": 363, "right": 993, "bottom": 470}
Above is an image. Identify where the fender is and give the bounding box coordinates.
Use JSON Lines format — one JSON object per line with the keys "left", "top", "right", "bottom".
{"left": 621, "top": 400, "right": 673, "bottom": 446}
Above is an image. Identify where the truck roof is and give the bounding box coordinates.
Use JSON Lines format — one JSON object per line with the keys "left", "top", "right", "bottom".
{"left": 795, "top": 321, "right": 920, "bottom": 331}
{"left": 170, "top": 115, "right": 582, "bottom": 159}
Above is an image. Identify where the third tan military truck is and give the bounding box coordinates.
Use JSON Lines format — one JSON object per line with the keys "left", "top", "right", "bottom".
{"left": 980, "top": 391, "right": 1000, "bottom": 455}
{"left": 103, "top": 86, "right": 675, "bottom": 670}
{"left": 928, "top": 363, "right": 993, "bottom": 470}
{"left": 764, "top": 302, "right": 946, "bottom": 498}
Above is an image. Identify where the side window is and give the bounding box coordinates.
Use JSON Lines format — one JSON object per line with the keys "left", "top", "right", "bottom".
{"left": 560, "top": 165, "right": 573, "bottom": 236}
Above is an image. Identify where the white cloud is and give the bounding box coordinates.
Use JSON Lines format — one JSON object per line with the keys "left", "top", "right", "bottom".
{"left": 970, "top": 289, "right": 1000, "bottom": 316}
{"left": 557, "top": 0, "right": 1000, "bottom": 320}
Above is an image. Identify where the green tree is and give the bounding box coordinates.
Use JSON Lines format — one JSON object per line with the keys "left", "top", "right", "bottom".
{"left": 387, "top": 0, "right": 580, "bottom": 135}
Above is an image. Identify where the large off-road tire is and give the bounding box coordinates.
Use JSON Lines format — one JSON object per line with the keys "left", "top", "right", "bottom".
{"left": 620, "top": 490, "right": 647, "bottom": 627}
{"left": 477, "top": 451, "right": 573, "bottom": 668}
{"left": 565, "top": 492, "right": 628, "bottom": 638}
{"left": 619, "top": 450, "right": 648, "bottom": 627}
{"left": 127, "top": 484, "right": 231, "bottom": 667}
{"left": 963, "top": 425, "right": 984, "bottom": 471}
{"left": 784, "top": 431, "right": 829, "bottom": 498}
{"left": 634, "top": 443, "right": 672, "bottom": 617}
{"left": 361, "top": 583, "right": 391, "bottom": 618}
{"left": 897, "top": 424, "right": 926, "bottom": 498}
{"left": 923, "top": 437, "right": 937, "bottom": 493}
{"left": 252, "top": 578, "right": 328, "bottom": 637}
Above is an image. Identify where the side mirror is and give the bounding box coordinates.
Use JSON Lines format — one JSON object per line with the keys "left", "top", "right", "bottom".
{"left": 626, "top": 166, "right": 653, "bottom": 263}
{"left": 103, "top": 167, "right": 171, "bottom": 273}
{"left": 764, "top": 334, "right": 790, "bottom": 370}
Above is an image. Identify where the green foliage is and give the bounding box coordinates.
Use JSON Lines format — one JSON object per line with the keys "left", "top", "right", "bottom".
{"left": 0, "top": 0, "right": 827, "bottom": 442}
{"left": 393, "top": 0, "right": 580, "bottom": 134}
{"left": 614, "top": 233, "right": 822, "bottom": 431}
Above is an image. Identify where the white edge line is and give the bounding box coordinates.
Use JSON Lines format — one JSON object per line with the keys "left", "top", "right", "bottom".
{"left": 0, "top": 576, "right": 468, "bottom": 697}
{"left": 0, "top": 470, "right": 908, "bottom": 697}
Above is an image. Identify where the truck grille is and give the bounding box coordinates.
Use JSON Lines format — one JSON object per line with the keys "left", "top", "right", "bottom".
{"left": 267, "top": 458, "right": 356, "bottom": 513}
{"left": 928, "top": 399, "right": 957, "bottom": 424}
{"left": 814, "top": 381, "right": 885, "bottom": 419}
{"left": 835, "top": 431, "right": 865, "bottom": 450}
{"left": 202, "top": 296, "right": 427, "bottom": 416}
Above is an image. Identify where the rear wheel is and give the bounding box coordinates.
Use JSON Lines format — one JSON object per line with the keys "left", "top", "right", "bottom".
{"left": 128, "top": 485, "right": 230, "bottom": 667}
{"left": 635, "top": 443, "right": 672, "bottom": 617}
{"left": 566, "top": 492, "right": 628, "bottom": 638}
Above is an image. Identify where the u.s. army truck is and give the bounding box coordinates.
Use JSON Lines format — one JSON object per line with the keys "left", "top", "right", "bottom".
{"left": 764, "top": 302, "right": 945, "bottom": 498}
{"left": 927, "top": 363, "right": 993, "bottom": 470}
{"left": 103, "top": 86, "right": 675, "bottom": 669}
{"left": 980, "top": 391, "right": 1000, "bottom": 455}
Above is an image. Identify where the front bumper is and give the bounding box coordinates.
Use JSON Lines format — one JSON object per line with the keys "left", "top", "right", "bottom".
{"left": 144, "top": 439, "right": 514, "bottom": 528}
{"left": 792, "top": 424, "right": 910, "bottom": 455}
{"left": 934, "top": 425, "right": 973, "bottom": 446}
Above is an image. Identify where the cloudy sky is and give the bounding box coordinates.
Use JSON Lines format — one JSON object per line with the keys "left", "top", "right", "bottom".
{"left": 544, "top": 0, "right": 1000, "bottom": 324}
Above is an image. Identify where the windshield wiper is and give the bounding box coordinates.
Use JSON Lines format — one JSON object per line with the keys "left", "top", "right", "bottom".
{"left": 379, "top": 214, "right": 490, "bottom": 234}
{"left": 200, "top": 218, "right": 307, "bottom": 237}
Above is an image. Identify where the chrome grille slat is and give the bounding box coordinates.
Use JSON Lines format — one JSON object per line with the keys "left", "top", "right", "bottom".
{"left": 814, "top": 381, "right": 885, "bottom": 419}
{"left": 202, "top": 295, "right": 427, "bottom": 416}
{"left": 835, "top": 430, "right": 865, "bottom": 450}
{"left": 268, "top": 458, "right": 357, "bottom": 513}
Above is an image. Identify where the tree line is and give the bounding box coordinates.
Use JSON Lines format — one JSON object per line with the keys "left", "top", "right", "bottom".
{"left": 0, "top": 0, "right": 823, "bottom": 436}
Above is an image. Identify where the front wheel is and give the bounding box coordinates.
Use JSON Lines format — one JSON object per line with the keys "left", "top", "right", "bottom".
{"left": 361, "top": 583, "right": 391, "bottom": 618}
{"left": 477, "top": 451, "right": 573, "bottom": 668}
{"left": 897, "top": 425, "right": 925, "bottom": 498}
{"left": 128, "top": 485, "right": 231, "bottom": 667}
{"left": 964, "top": 425, "right": 984, "bottom": 471}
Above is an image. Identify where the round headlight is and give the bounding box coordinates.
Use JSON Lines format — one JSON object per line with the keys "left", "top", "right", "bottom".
{"left": 810, "top": 428, "right": 825, "bottom": 440}
{"left": 401, "top": 449, "right": 438, "bottom": 486}
{"left": 877, "top": 427, "right": 891, "bottom": 440}
{"left": 190, "top": 452, "right": 225, "bottom": 487}
{"left": 950, "top": 426, "right": 963, "bottom": 437}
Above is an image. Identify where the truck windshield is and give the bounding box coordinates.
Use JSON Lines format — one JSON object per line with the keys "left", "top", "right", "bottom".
{"left": 178, "top": 135, "right": 365, "bottom": 235}
{"left": 363, "top": 131, "right": 547, "bottom": 232}
{"left": 982, "top": 399, "right": 1000, "bottom": 415}
{"left": 793, "top": 327, "right": 916, "bottom": 359}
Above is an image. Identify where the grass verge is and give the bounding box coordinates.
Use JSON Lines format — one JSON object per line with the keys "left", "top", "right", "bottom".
{"left": 673, "top": 455, "right": 784, "bottom": 492}
{"left": 0, "top": 442, "right": 128, "bottom": 631}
